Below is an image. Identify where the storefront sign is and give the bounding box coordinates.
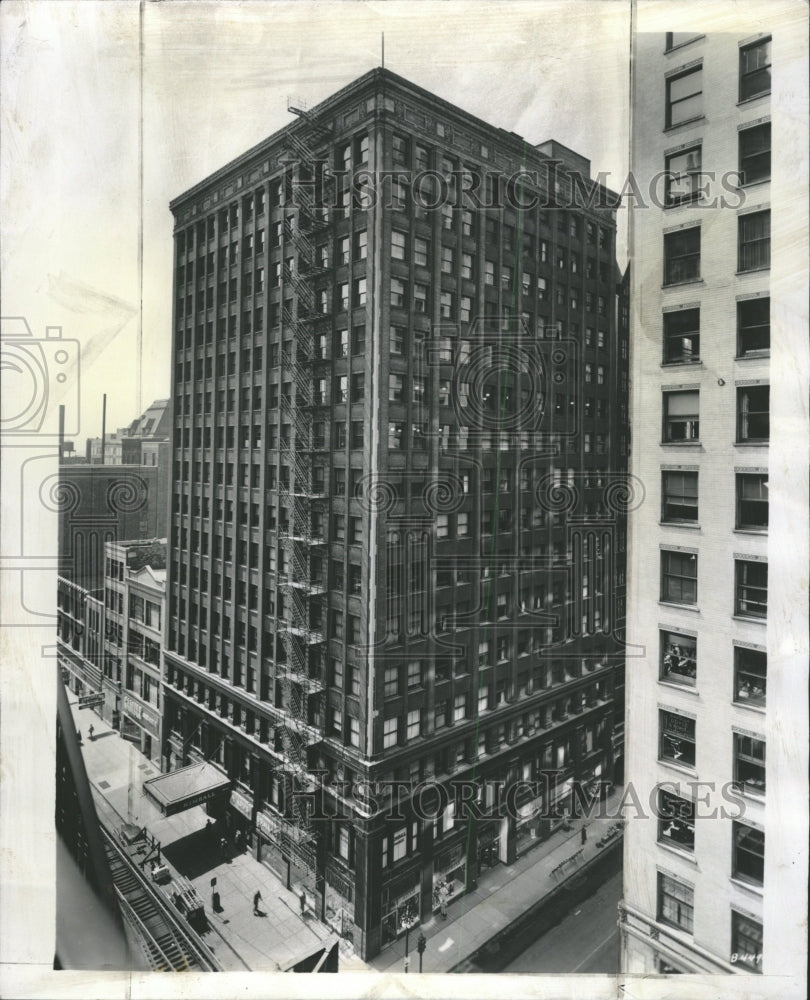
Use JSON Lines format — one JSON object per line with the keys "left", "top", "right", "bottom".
{"left": 141, "top": 708, "right": 160, "bottom": 737}
{"left": 231, "top": 788, "right": 254, "bottom": 819}
{"left": 256, "top": 810, "right": 281, "bottom": 841}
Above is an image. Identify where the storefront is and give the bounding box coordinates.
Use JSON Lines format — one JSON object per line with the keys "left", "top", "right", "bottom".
{"left": 256, "top": 809, "right": 290, "bottom": 884}
{"left": 476, "top": 821, "right": 502, "bottom": 871}
{"left": 380, "top": 872, "right": 420, "bottom": 948}
{"left": 324, "top": 859, "right": 354, "bottom": 940}
{"left": 515, "top": 794, "right": 546, "bottom": 854}
{"left": 432, "top": 843, "right": 468, "bottom": 911}
{"left": 121, "top": 694, "right": 161, "bottom": 765}
{"left": 229, "top": 787, "right": 254, "bottom": 846}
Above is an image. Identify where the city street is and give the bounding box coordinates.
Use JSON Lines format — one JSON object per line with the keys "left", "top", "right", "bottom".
{"left": 500, "top": 871, "right": 621, "bottom": 974}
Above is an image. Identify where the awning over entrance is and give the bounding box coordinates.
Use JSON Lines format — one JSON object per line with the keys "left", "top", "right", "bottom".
{"left": 143, "top": 761, "right": 231, "bottom": 816}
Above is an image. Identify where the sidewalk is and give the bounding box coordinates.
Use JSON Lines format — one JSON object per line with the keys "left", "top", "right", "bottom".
{"left": 369, "top": 787, "right": 624, "bottom": 974}
{"left": 70, "top": 697, "right": 369, "bottom": 972}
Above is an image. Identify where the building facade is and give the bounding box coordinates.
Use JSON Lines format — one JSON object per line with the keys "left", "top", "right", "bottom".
{"left": 164, "top": 68, "right": 629, "bottom": 959}
{"left": 622, "top": 19, "right": 808, "bottom": 985}
{"left": 101, "top": 540, "right": 166, "bottom": 763}
{"left": 57, "top": 539, "right": 166, "bottom": 761}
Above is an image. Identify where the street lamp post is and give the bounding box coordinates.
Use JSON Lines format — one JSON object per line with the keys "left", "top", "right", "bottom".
{"left": 401, "top": 910, "right": 419, "bottom": 974}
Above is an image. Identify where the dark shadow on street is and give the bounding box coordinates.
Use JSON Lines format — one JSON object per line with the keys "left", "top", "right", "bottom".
{"left": 162, "top": 827, "right": 227, "bottom": 879}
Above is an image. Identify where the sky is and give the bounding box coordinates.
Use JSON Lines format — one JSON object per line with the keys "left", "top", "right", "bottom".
{"left": 2, "top": 0, "right": 635, "bottom": 441}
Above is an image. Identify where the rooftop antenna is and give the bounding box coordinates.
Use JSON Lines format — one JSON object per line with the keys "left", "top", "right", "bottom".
{"left": 381, "top": 32, "right": 384, "bottom": 69}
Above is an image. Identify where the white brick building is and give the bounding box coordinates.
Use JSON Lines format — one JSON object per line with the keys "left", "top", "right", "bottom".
{"left": 622, "top": 8, "right": 808, "bottom": 991}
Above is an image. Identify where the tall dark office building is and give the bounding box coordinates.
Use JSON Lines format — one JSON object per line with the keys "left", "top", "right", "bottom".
{"left": 164, "top": 68, "right": 628, "bottom": 960}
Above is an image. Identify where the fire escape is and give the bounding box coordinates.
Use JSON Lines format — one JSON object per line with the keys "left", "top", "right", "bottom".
{"left": 275, "top": 101, "right": 331, "bottom": 857}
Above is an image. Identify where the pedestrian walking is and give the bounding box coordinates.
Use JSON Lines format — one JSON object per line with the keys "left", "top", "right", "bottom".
{"left": 299, "top": 888, "right": 306, "bottom": 916}
{"left": 205, "top": 818, "right": 213, "bottom": 844}
{"left": 253, "top": 890, "right": 262, "bottom": 915}
{"left": 219, "top": 835, "right": 228, "bottom": 857}
{"left": 235, "top": 829, "right": 244, "bottom": 853}
{"left": 581, "top": 826, "right": 587, "bottom": 845}
{"left": 88, "top": 724, "right": 95, "bottom": 741}
{"left": 439, "top": 882, "right": 448, "bottom": 919}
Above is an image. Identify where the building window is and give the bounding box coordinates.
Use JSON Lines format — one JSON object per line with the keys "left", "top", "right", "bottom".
{"left": 414, "top": 284, "right": 428, "bottom": 313}
{"left": 657, "top": 788, "right": 695, "bottom": 851}
{"left": 661, "top": 629, "right": 697, "bottom": 686}
{"left": 665, "top": 146, "right": 702, "bottom": 206}
{"left": 732, "top": 823, "right": 764, "bottom": 886}
{"left": 663, "top": 390, "right": 699, "bottom": 442}
{"left": 663, "top": 308, "right": 700, "bottom": 363}
{"left": 389, "top": 373, "right": 405, "bottom": 402}
{"left": 739, "top": 37, "right": 771, "bottom": 102}
{"left": 733, "top": 733, "right": 766, "bottom": 796}
{"left": 735, "top": 559, "right": 767, "bottom": 619}
{"left": 736, "top": 473, "right": 768, "bottom": 530}
{"left": 391, "top": 230, "right": 407, "bottom": 260}
{"left": 662, "top": 470, "right": 698, "bottom": 523}
{"left": 739, "top": 122, "right": 771, "bottom": 184}
{"left": 388, "top": 422, "right": 404, "bottom": 450}
{"left": 392, "top": 826, "right": 407, "bottom": 862}
{"left": 407, "top": 660, "right": 422, "bottom": 688}
{"left": 737, "top": 298, "right": 770, "bottom": 356}
{"left": 383, "top": 716, "right": 398, "bottom": 749}
{"left": 737, "top": 385, "right": 769, "bottom": 442}
{"left": 660, "top": 710, "right": 696, "bottom": 767}
{"left": 414, "top": 237, "right": 428, "bottom": 268}
{"left": 390, "top": 326, "right": 406, "bottom": 355}
{"left": 666, "top": 66, "right": 703, "bottom": 128}
{"left": 384, "top": 666, "right": 399, "bottom": 698}
{"left": 436, "top": 514, "right": 449, "bottom": 539}
{"left": 407, "top": 710, "right": 421, "bottom": 741}
{"left": 731, "top": 911, "right": 763, "bottom": 973}
{"left": 453, "top": 692, "right": 467, "bottom": 722}
{"left": 734, "top": 646, "right": 766, "bottom": 707}
{"left": 391, "top": 278, "right": 407, "bottom": 308}
{"left": 661, "top": 550, "right": 697, "bottom": 605}
{"left": 664, "top": 227, "right": 700, "bottom": 284}
{"left": 738, "top": 210, "right": 770, "bottom": 272}
{"left": 657, "top": 873, "right": 694, "bottom": 933}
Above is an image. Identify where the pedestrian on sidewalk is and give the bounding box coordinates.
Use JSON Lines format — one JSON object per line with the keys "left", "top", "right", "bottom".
{"left": 88, "top": 724, "right": 95, "bottom": 741}
{"left": 253, "top": 890, "right": 262, "bottom": 915}
{"left": 439, "top": 882, "right": 449, "bottom": 919}
{"left": 299, "top": 888, "right": 306, "bottom": 917}
{"left": 219, "top": 835, "right": 228, "bottom": 858}
{"left": 581, "top": 826, "right": 587, "bottom": 845}
{"left": 205, "top": 818, "right": 213, "bottom": 844}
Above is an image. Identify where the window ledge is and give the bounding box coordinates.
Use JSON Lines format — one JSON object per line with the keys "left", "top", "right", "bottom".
{"left": 737, "top": 94, "right": 770, "bottom": 108}
{"left": 732, "top": 614, "right": 767, "bottom": 625}
{"left": 659, "top": 521, "right": 701, "bottom": 530}
{"left": 736, "top": 267, "right": 770, "bottom": 277}
{"left": 658, "top": 758, "right": 698, "bottom": 778}
{"left": 659, "top": 601, "right": 700, "bottom": 613}
{"left": 735, "top": 351, "right": 770, "bottom": 361}
{"left": 729, "top": 876, "right": 764, "bottom": 897}
{"left": 661, "top": 441, "right": 702, "bottom": 448}
{"left": 663, "top": 115, "right": 706, "bottom": 134}
{"left": 657, "top": 840, "right": 698, "bottom": 865}
{"left": 735, "top": 441, "right": 769, "bottom": 448}
{"left": 733, "top": 528, "right": 768, "bottom": 536}
{"left": 732, "top": 699, "right": 766, "bottom": 715}
{"left": 662, "top": 278, "right": 704, "bottom": 290}
{"left": 659, "top": 679, "right": 699, "bottom": 696}
{"left": 739, "top": 178, "right": 771, "bottom": 191}
{"left": 664, "top": 36, "right": 705, "bottom": 54}
{"left": 662, "top": 360, "right": 704, "bottom": 369}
